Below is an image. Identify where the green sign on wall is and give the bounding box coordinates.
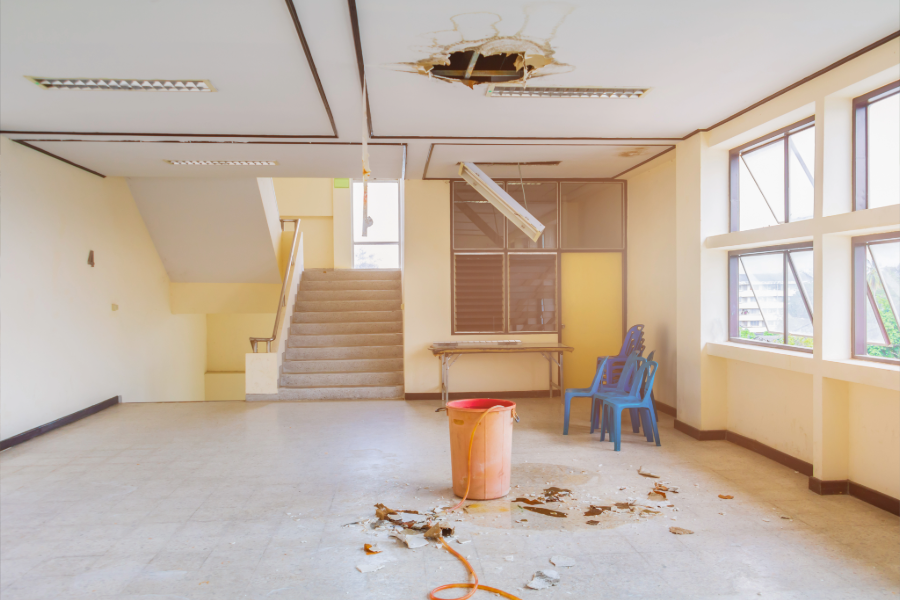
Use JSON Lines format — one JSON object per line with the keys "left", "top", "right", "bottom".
{"left": 333, "top": 178, "right": 350, "bottom": 188}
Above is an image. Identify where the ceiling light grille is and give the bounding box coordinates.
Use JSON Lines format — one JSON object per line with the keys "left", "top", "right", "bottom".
{"left": 165, "top": 160, "right": 278, "bottom": 166}
{"left": 485, "top": 85, "right": 647, "bottom": 98}
{"left": 27, "top": 77, "right": 215, "bottom": 92}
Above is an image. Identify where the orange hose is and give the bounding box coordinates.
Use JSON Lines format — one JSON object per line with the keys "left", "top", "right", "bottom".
{"left": 430, "top": 405, "right": 522, "bottom": 600}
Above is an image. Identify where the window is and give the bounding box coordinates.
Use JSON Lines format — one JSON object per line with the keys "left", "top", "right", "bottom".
{"left": 451, "top": 180, "right": 625, "bottom": 333}
{"left": 852, "top": 232, "right": 900, "bottom": 362}
{"left": 729, "top": 117, "right": 815, "bottom": 232}
{"left": 352, "top": 181, "right": 399, "bottom": 268}
{"left": 729, "top": 243, "right": 813, "bottom": 351}
{"left": 853, "top": 81, "right": 900, "bottom": 210}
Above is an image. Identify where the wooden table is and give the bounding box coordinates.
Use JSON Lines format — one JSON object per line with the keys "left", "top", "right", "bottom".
{"left": 428, "top": 342, "right": 574, "bottom": 405}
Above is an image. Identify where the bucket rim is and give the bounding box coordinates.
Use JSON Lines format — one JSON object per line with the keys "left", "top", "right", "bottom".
{"left": 446, "top": 398, "right": 516, "bottom": 412}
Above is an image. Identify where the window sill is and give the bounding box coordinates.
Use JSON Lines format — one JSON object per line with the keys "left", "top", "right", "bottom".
{"left": 707, "top": 341, "right": 814, "bottom": 374}
{"left": 822, "top": 358, "right": 900, "bottom": 392}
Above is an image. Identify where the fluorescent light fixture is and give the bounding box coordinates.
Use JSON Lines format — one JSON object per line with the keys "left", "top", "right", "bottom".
{"left": 485, "top": 85, "right": 647, "bottom": 98}
{"left": 458, "top": 162, "right": 545, "bottom": 242}
{"left": 26, "top": 77, "right": 215, "bottom": 92}
{"left": 165, "top": 160, "right": 278, "bottom": 166}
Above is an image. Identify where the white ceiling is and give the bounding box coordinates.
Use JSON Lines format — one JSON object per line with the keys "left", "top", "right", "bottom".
{"left": 0, "top": 0, "right": 896, "bottom": 177}
{"left": 127, "top": 178, "right": 282, "bottom": 283}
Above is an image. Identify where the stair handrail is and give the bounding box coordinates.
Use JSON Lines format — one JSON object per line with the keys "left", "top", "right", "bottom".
{"left": 250, "top": 218, "right": 301, "bottom": 353}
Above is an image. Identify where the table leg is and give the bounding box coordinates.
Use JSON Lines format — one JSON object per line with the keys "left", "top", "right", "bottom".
{"left": 559, "top": 351, "right": 564, "bottom": 397}
{"left": 548, "top": 353, "right": 553, "bottom": 397}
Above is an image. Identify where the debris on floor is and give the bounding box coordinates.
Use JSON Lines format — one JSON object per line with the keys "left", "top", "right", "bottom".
{"left": 550, "top": 556, "right": 576, "bottom": 567}
{"left": 363, "top": 543, "right": 381, "bottom": 555}
{"left": 526, "top": 569, "right": 561, "bottom": 590}
{"left": 356, "top": 563, "right": 384, "bottom": 573}
{"left": 522, "top": 506, "right": 567, "bottom": 518}
{"left": 638, "top": 466, "right": 660, "bottom": 478}
{"left": 669, "top": 526, "right": 694, "bottom": 535}
{"left": 718, "top": 494, "right": 734, "bottom": 500}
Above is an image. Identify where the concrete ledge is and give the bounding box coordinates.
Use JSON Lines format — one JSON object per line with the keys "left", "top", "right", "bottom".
{"left": 707, "top": 342, "right": 815, "bottom": 374}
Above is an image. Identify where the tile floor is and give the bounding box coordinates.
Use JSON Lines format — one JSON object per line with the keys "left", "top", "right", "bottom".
{"left": 1, "top": 398, "right": 897, "bottom": 599}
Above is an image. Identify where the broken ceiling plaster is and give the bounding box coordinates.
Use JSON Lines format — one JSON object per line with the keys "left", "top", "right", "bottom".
{"left": 393, "top": 6, "right": 575, "bottom": 88}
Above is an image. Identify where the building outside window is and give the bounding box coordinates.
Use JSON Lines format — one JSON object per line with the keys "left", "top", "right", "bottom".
{"left": 729, "top": 243, "right": 814, "bottom": 351}
{"left": 729, "top": 117, "right": 815, "bottom": 232}
{"left": 853, "top": 81, "right": 900, "bottom": 211}
{"left": 852, "top": 232, "right": 900, "bottom": 362}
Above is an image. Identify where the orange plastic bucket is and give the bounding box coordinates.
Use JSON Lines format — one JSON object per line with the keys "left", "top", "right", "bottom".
{"left": 446, "top": 399, "right": 516, "bottom": 500}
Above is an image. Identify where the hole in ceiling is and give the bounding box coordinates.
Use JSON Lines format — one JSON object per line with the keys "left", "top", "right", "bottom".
{"left": 429, "top": 51, "right": 532, "bottom": 87}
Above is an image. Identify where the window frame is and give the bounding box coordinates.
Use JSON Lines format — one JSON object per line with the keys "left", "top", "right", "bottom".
{"left": 351, "top": 179, "right": 401, "bottom": 269}
{"left": 450, "top": 179, "right": 627, "bottom": 335}
{"left": 728, "top": 241, "right": 814, "bottom": 353}
{"left": 851, "top": 231, "right": 900, "bottom": 364}
{"left": 728, "top": 116, "right": 815, "bottom": 232}
{"left": 852, "top": 80, "right": 900, "bottom": 211}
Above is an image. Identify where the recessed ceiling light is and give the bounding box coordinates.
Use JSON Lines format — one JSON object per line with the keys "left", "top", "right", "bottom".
{"left": 485, "top": 85, "right": 647, "bottom": 98}
{"left": 165, "top": 160, "right": 278, "bottom": 166}
{"left": 27, "top": 77, "right": 216, "bottom": 92}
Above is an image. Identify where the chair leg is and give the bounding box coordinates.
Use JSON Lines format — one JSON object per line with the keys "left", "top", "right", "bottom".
{"left": 563, "top": 393, "right": 572, "bottom": 435}
{"left": 600, "top": 404, "right": 608, "bottom": 441}
{"left": 589, "top": 398, "right": 597, "bottom": 434}
{"left": 648, "top": 406, "right": 661, "bottom": 447}
{"left": 629, "top": 408, "right": 641, "bottom": 433}
{"left": 613, "top": 408, "right": 623, "bottom": 452}
{"left": 639, "top": 408, "right": 654, "bottom": 442}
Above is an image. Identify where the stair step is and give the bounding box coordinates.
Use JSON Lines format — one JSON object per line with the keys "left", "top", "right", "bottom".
{"left": 292, "top": 310, "right": 402, "bottom": 324}
{"left": 285, "top": 346, "right": 403, "bottom": 360}
{"left": 296, "top": 300, "right": 401, "bottom": 312}
{"left": 290, "top": 321, "right": 402, "bottom": 335}
{"left": 302, "top": 269, "right": 400, "bottom": 281}
{"left": 277, "top": 384, "right": 405, "bottom": 400}
{"left": 296, "top": 290, "right": 401, "bottom": 301}
{"left": 301, "top": 280, "right": 400, "bottom": 291}
{"left": 287, "top": 333, "right": 403, "bottom": 348}
{"left": 280, "top": 371, "right": 403, "bottom": 387}
{"left": 282, "top": 358, "right": 403, "bottom": 373}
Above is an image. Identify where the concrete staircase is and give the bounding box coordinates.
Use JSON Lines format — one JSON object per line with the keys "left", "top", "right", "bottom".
{"left": 278, "top": 269, "right": 404, "bottom": 400}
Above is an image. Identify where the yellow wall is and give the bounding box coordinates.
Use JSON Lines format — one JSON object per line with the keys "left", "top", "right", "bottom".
{"left": 849, "top": 383, "right": 900, "bottom": 499}
{"left": 0, "top": 136, "right": 207, "bottom": 439}
{"left": 403, "top": 180, "right": 557, "bottom": 394}
{"left": 171, "top": 282, "right": 281, "bottom": 314}
{"left": 274, "top": 178, "right": 333, "bottom": 216}
{"left": 624, "top": 155, "right": 678, "bottom": 409}
{"left": 207, "top": 314, "right": 276, "bottom": 372}
{"left": 726, "top": 361, "right": 814, "bottom": 462}
{"left": 560, "top": 253, "right": 623, "bottom": 389}
{"left": 295, "top": 217, "right": 334, "bottom": 269}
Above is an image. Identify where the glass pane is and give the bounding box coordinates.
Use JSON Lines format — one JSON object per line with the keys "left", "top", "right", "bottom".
{"left": 354, "top": 244, "right": 399, "bottom": 269}
{"left": 560, "top": 183, "right": 623, "bottom": 249}
{"left": 352, "top": 182, "right": 399, "bottom": 242}
{"left": 868, "top": 93, "right": 900, "bottom": 209}
{"left": 866, "top": 244, "right": 900, "bottom": 360}
{"left": 740, "top": 253, "right": 784, "bottom": 344}
{"left": 741, "top": 140, "right": 785, "bottom": 225}
{"left": 866, "top": 299, "right": 888, "bottom": 345}
{"left": 786, "top": 267, "right": 813, "bottom": 346}
{"left": 788, "top": 127, "right": 815, "bottom": 222}
{"left": 737, "top": 261, "right": 766, "bottom": 338}
{"left": 507, "top": 182, "right": 558, "bottom": 249}
{"left": 739, "top": 159, "right": 779, "bottom": 230}
{"left": 869, "top": 241, "right": 900, "bottom": 322}
{"left": 453, "top": 182, "right": 504, "bottom": 249}
{"left": 789, "top": 250, "right": 814, "bottom": 308}
{"left": 508, "top": 254, "right": 556, "bottom": 332}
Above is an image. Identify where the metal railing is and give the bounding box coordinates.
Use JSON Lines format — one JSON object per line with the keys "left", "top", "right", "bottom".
{"left": 250, "top": 218, "right": 301, "bottom": 353}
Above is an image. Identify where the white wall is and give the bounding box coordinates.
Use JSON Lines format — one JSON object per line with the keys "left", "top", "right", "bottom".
{"left": 0, "top": 137, "right": 207, "bottom": 440}
{"left": 624, "top": 155, "right": 678, "bottom": 409}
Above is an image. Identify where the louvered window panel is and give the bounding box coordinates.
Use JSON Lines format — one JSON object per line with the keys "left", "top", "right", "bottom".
{"left": 508, "top": 254, "right": 557, "bottom": 331}
{"left": 454, "top": 254, "right": 505, "bottom": 332}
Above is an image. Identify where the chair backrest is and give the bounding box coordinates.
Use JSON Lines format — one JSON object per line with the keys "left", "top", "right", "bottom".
{"left": 588, "top": 357, "right": 609, "bottom": 393}
{"left": 639, "top": 360, "right": 659, "bottom": 404}
{"left": 612, "top": 353, "right": 644, "bottom": 394}
{"left": 618, "top": 325, "right": 645, "bottom": 357}
{"left": 640, "top": 351, "right": 656, "bottom": 397}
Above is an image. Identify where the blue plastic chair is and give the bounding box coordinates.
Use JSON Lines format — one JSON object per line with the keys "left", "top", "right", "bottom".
{"left": 600, "top": 359, "right": 661, "bottom": 451}
{"left": 588, "top": 352, "right": 642, "bottom": 433}
{"left": 563, "top": 357, "right": 609, "bottom": 435}
{"left": 593, "top": 325, "right": 645, "bottom": 432}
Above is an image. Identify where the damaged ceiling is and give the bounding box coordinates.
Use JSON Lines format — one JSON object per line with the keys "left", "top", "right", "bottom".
{"left": 0, "top": 0, "right": 897, "bottom": 178}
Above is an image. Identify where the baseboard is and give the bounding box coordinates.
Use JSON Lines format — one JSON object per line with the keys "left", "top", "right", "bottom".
{"left": 406, "top": 390, "right": 561, "bottom": 400}
{"left": 0, "top": 396, "right": 120, "bottom": 451}
{"left": 674, "top": 419, "right": 727, "bottom": 440}
{"left": 849, "top": 481, "right": 900, "bottom": 516}
{"left": 808, "top": 477, "right": 849, "bottom": 495}
{"left": 726, "top": 431, "right": 814, "bottom": 476}
{"left": 653, "top": 401, "right": 677, "bottom": 417}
